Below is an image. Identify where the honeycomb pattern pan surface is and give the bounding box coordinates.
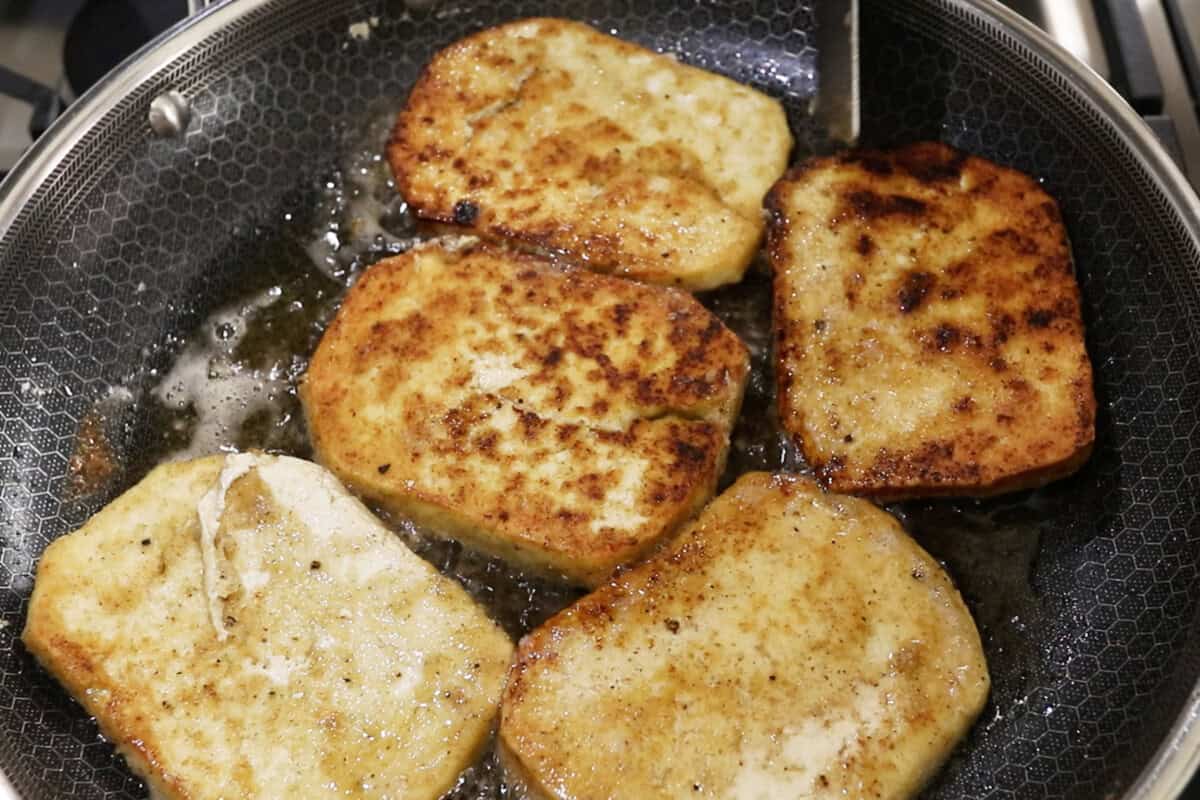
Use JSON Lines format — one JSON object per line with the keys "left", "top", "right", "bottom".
{"left": 1, "top": 0, "right": 1200, "bottom": 798}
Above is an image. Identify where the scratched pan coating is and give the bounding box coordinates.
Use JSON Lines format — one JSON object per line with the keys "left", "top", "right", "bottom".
{"left": 1, "top": 1, "right": 1199, "bottom": 798}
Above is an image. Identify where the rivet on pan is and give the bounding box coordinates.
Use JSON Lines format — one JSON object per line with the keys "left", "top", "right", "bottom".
{"left": 148, "top": 90, "right": 192, "bottom": 137}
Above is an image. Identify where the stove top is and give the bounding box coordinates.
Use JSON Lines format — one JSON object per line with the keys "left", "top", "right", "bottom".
{"left": 1000, "top": 0, "right": 1200, "bottom": 187}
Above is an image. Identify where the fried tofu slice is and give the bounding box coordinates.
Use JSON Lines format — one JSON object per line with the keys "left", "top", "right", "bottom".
{"left": 387, "top": 18, "right": 793, "bottom": 291}
{"left": 23, "top": 453, "right": 513, "bottom": 800}
{"left": 767, "top": 142, "right": 1096, "bottom": 498}
{"left": 500, "top": 472, "right": 990, "bottom": 799}
{"left": 300, "top": 240, "right": 749, "bottom": 586}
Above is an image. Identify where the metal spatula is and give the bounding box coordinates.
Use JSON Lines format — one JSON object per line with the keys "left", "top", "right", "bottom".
{"left": 815, "top": 0, "right": 860, "bottom": 145}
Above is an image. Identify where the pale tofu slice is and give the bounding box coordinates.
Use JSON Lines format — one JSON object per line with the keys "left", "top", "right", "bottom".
{"left": 300, "top": 240, "right": 749, "bottom": 587}
{"left": 767, "top": 142, "right": 1096, "bottom": 499}
{"left": 23, "top": 453, "right": 513, "bottom": 800}
{"left": 500, "top": 472, "right": 989, "bottom": 800}
{"left": 388, "top": 17, "right": 793, "bottom": 290}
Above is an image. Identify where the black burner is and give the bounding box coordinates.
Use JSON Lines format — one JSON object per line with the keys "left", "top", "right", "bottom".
{"left": 63, "top": 0, "right": 187, "bottom": 96}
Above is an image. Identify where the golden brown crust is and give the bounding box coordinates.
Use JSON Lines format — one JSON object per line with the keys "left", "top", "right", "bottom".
{"left": 767, "top": 141, "right": 1096, "bottom": 499}
{"left": 388, "top": 17, "right": 793, "bottom": 290}
{"left": 20, "top": 629, "right": 191, "bottom": 800}
{"left": 300, "top": 240, "right": 749, "bottom": 585}
{"left": 500, "top": 473, "right": 990, "bottom": 798}
{"left": 22, "top": 454, "right": 513, "bottom": 800}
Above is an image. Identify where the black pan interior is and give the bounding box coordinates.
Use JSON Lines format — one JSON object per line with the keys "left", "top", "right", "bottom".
{"left": 0, "top": 0, "right": 1199, "bottom": 798}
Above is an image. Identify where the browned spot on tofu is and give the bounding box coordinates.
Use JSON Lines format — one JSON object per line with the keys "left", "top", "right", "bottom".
{"left": 845, "top": 190, "right": 927, "bottom": 221}
{"left": 1025, "top": 308, "right": 1054, "bottom": 328}
{"left": 934, "top": 324, "right": 960, "bottom": 352}
{"left": 898, "top": 271, "right": 935, "bottom": 314}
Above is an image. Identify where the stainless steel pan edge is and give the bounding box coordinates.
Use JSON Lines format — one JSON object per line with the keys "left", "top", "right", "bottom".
{"left": 0, "top": 4, "right": 319, "bottom": 798}
{"left": 940, "top": 4, "right": 1200, "bottom": 798}
{"left": 0, "top": 0, "right": 233, "bottom": 246}
{"left": 0, "top": 0, "right": 343, "bottom": 262}
{"left": 939, "top": 6, "right": 1200, "bottom": 800}
{"left": 0, "top": 0, "right": 1199, "bottom": 796}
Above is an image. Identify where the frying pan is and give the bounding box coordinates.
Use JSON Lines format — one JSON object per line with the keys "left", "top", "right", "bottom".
{"left": 2, "top": 0, "right": 1200, "bottom": 798}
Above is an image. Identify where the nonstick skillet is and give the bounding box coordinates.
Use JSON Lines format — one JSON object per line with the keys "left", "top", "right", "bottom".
{"left": 2, "top": 0, "right": 1200, "bottom": 798}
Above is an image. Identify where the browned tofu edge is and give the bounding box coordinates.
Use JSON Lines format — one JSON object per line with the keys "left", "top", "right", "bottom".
{"left": 21, "top": 463, "right": 214, "bottom": 800}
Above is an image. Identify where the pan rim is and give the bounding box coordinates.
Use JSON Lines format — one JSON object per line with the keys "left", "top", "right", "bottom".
{"left": 0, "top": 0, "right": 234, "bottom": 251}
{"left": 0, "top": 0, "right": 1198, "bottom": 797}
{"left": 929, "top": 5, "right": 1200, "bottom": 798}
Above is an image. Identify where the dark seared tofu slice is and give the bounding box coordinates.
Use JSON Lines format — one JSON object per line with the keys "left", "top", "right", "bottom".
{"left": 767, "top": 142, "right": 1096, "bottom": 498}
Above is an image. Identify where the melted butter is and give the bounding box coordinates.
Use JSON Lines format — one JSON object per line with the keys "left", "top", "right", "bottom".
{"left": 153, "top": 288, "right": 293, "bottom": 461}
{"left": 305, "top": 111, "right": 419, "bottom": 283}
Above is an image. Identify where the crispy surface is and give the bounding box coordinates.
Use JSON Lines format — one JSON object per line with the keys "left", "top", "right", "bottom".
{"left": 300, "top": 240, "right": 749, "bottom": 586}
{"left": 767, "top": 142, "right": 1096, "bottom": 498}
{"left": 500, "top": 473, "right": 990, "bottom": 800}
{"left": 388, "top": 18, "right": 793, "bottom": 290}
{"left": 23, "top": 453, "right": 513, "bottom": 800}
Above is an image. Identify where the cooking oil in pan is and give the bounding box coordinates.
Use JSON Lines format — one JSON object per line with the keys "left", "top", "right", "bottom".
{"left": 112, "top": 109, "right": 1046, "bottom": 800}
